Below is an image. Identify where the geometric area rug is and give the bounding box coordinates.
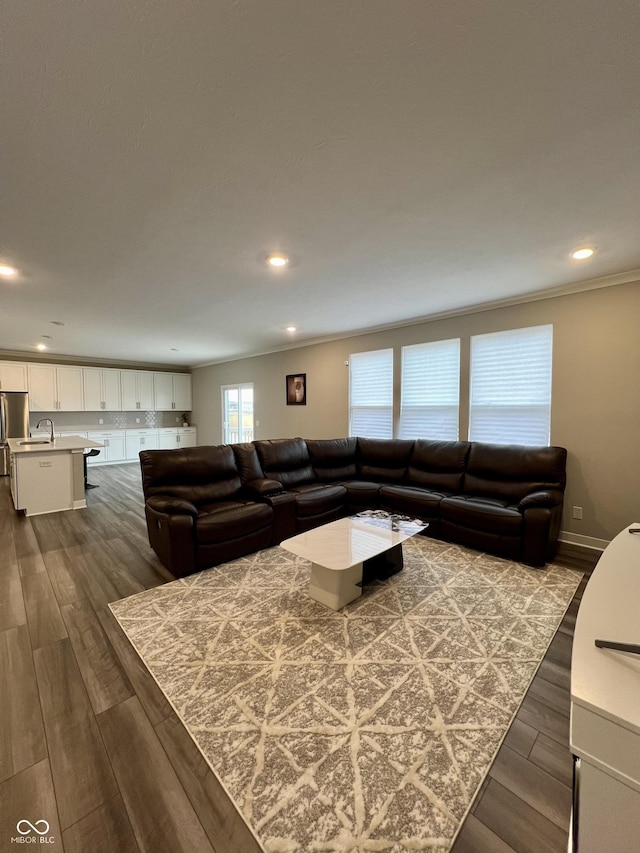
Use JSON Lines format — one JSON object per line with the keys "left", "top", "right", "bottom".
{"left": 110, "top": 537, "right": 582, "bottom": 853}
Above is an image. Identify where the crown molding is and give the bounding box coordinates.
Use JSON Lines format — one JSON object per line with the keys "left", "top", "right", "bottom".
{"left": 192, "top": 270, "right": 640, "bottom": 368}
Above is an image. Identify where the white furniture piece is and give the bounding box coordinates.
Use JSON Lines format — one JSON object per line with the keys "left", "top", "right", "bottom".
{"left": 0, "top": 359, "right": 191, "bottom": 414}
{"left": 86, "top": 430, "right": 126, "bottom": 464}
{"left": 28, "top": 364, "right": 84, "bottom": 411}
{"left": 83, "top": 426, "right": 197, "bottom": 465}
{"left": 124, "top": 428, "right": 160, "bottom": 458}
{"left": 158, "top": 426, "right": 197, "bottom": 450}
{"left": 83, "top": 367, "right": 122, "bottom": 411}
{"left": 281, "top": 510, "right": 427, "bottom": 610}
{"left": 153, "top": 372, "right": 192, "bottom": 411}
{"left": 569, "top": 523, "right": 640, "bottom": 853}
{"left": 120, "top": 370, "right": 155, "bottom": 411}
{"left": 8, "top": 435, "right": 104, "bottom": 516}
{"left": 0, "top": 361, "right": 28, "bottom": 391}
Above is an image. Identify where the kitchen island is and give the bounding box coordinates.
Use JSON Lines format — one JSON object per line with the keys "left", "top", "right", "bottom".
{"left": 7, "top": 435, "right": 104, "bottom": 516}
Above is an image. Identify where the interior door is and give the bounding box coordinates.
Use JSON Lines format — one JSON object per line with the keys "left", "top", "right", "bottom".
{"left": 222, "top": 384, "right": 254, "bottom": 444}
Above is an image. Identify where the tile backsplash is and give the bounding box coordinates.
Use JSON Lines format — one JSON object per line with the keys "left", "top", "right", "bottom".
{"left": 30, "top": 411, "right": 192, "bottom": 431}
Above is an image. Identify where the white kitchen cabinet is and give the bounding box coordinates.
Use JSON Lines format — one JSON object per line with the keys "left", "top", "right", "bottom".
{"left": 83, "top": 368, "right": 121, "bottom": 411}
{"left": 153, "top": 373, "right": 174, "bottom": 411}
{"left": 124, "top": 428, "right": 160, "bottom": 460}
{"left": 121, "top": 370, "right": 155, "bottom": 411}
{"left": 27, "top": 365, "right": 56, "bottom": 411}
{"left": 8, "top": 436, "right": 102, "bottom": 515}
{"left": 0, "top": 361, "right": 28, "bottom": 391}
{"left": 158, "top": 428, "right": 179, "bottom": 450}
{"left": 153, "top": 372, "right": 192, "bottom": 411}
{"left": 28, "top": 364, "right": 84, "bottom": 412}
{"left": 178, "top": 426, "right": 197, "bottom": 447}
{"left": 157, "top": 427, "right": 197, "bottom": 449}
{"left": 86, "top": 430, "right": 126, "bottom": 464}
{"left": 173, "top": 374, "right": 192, "bottom": 411}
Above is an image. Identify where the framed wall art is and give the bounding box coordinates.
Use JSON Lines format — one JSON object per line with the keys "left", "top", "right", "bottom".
{"left": 286, "top": 373, "right": 306, "bottom": 405}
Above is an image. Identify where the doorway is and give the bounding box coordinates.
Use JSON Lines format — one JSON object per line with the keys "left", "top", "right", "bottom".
{"left": 222, "top": 384, "right": 254, "bottom": 444}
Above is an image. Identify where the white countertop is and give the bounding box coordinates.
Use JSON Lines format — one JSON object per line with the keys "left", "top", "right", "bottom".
{"left": 8, "top": 436, "right": 104, "bottom": 454}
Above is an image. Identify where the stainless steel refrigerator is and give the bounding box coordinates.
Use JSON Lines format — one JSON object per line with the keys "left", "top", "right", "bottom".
{"left": 1, "top": 391, "right": 30, "bottom": 475}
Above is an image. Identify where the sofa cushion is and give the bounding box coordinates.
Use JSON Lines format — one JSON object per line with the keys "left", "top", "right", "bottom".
{"left": 254, "top": 438, "right": 315, "bottom": 488}
{"left": 196, "top": 500, "right": 272, "bottom": 545}
{"left": 141, "top": 445, "right": 243, "bottom": 505}
{"left": 306, "top": 437, "right": 357, "bottom": 481}
{"left": 287, "top": 483, "right": 347, "bottom": 518}
{"left": 463, "top": 443, "right": 567, "bottom": 502}
{"left": 342, "top": 480, "right": 382, "bottom": 509}
{"left": 356, "top": 438, "right": 415, "bottom": 483}
{"left": 440, "top": 495, "right": 523, "bottom": 535}
{"left": 378, "top": 484, "right": 444, "bottom": 518}
{"left": 408, "top": 439, "right": 470, "bottom": 492}
{"left": 232, "top": 442, "right": 265, "bottom": 484}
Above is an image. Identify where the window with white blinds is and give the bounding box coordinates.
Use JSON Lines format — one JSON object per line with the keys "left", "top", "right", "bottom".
{"left": 469, "top": 325, "right": 553, "bottom": 445}
{"left": 399, "top": 339, "right": 460, "bottom": 439}
{"left": 348, "top": 348, "right": 393, "bottom": 438}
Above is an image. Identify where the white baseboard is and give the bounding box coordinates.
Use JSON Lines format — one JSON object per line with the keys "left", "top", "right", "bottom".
{"left": 558, "top": 530, "right": 609, "bottom": 552}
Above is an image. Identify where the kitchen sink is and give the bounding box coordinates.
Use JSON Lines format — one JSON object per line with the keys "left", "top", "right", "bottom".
{"left": 18, "top": 439, "right": 52, "bottom": 445}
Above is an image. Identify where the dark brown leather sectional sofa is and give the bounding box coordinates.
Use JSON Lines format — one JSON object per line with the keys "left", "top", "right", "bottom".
{"left": 139, "top": 436, "right": 567, "bottom": 578}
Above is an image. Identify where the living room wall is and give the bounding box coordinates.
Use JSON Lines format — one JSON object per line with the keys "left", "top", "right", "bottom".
{"left": 192, "top": 280, "right": 640, "bottom": 546}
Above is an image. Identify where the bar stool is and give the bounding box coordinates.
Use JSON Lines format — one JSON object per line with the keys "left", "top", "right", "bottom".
{"left": 83, "top": 448, "right": 101, "bottom": 489}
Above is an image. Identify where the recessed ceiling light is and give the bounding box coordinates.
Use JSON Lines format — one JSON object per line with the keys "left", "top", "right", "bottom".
{"left": 170, "top": 348, "right": 179, "bottom": 352}
{"left": 36, "top": 343, "right": 47, "bottom": 351}
{"left": 571, "top": 247, "right": 595, "bottom": 260}
{"left": 0, "top": 265, "right": 18, "bottom": 278}
{"left": 51, "top": 320, "right": 65, "bottom": 326}
{"left": 267, "top": 253, "right": 289, "bottom": 267}
{"left": 286, "top": 326, "right": 297, "bottom": 332}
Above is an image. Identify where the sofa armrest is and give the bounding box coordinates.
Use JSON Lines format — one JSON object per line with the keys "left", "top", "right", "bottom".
{"left": 146, "top": 495, "right": 199, "bottom": 517}
{"left": 244, "top": 478, "right": 284, "bottom": 498}
{"left": 518, "top": 489, "right": 564, "bottom": 511}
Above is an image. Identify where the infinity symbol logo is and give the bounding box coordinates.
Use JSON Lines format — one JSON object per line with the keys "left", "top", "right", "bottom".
{"left": 16, "top": 820, "right": 50, "bottom": 835}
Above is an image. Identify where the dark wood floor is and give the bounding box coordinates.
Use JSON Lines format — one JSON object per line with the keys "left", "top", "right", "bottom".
{"left": 0, "top": 464, "right": 598, "bottom": 853}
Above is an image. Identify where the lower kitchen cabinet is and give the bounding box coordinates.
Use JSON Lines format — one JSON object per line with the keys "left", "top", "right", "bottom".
{"left": 125, "top": 429, "right": 160, "bottom": 458}
{"left": 158, "top": 426, "right": 197, "bottom": 449}
{"left": 87, "top": 431, "right": 126, "bottom": 464}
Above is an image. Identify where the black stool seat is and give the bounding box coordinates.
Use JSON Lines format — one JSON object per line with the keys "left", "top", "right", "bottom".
{"left": 84, "top": 448, "right": 101, "bottom": 489}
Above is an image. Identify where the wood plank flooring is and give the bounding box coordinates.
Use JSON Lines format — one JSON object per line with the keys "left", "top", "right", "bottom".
{"left": 0, "top": 464, "right": 598, "bottom": 852}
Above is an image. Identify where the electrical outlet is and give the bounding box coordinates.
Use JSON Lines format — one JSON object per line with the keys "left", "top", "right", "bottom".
{"left": 136, "top": 417, "right": 140, "bottom": 423}
{"left": 572, "top": 506, "right": 583, "bottom": 520}
{"left": 98, "top": 418, "right": 104, "bottom": 424}
{"left": 175, "top": 416, "right": 180, "bottom": 423}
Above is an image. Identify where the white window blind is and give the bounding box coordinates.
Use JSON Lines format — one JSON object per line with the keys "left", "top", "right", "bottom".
{"left": 469, "top": 324, "right": 553, "bottom": 445}
{"left": 349, "top": 348, "right": 393, "bottom": 438}
{"left": 399, "top": 338, "right": 460, "bottom": 439}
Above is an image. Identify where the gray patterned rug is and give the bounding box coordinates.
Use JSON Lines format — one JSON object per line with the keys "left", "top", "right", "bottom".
{"left": 110, "top": 536, "right": 581, "bottom": 853}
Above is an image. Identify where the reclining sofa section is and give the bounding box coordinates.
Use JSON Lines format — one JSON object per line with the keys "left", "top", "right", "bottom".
{"left": 140, "top": 437, "right": 567, "bottom": 578}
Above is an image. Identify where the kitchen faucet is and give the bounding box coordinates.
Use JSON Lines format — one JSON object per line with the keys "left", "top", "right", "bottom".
{"left": 36, "top": 418, "right": 55, "bottom": 442}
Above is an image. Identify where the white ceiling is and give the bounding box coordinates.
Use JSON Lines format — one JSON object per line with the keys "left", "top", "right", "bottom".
{"left": 1, "top": 1, "right": 639, "bottom": 368}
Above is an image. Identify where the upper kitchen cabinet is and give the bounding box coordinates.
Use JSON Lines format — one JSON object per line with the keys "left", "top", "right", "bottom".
{"left": 28, "top": 364, "right": 84, "bottom": 412}
{"left": 120, "top": 370, "right": 155, "bottom": 411}
{"left": 83, "top": 368, "right": 121, "bottom": 411}
{"left": 153, "top": 372, "right": 192, "bottom": 411}
{"left": 0, "top": 361, "right": 28, "bottom": 391}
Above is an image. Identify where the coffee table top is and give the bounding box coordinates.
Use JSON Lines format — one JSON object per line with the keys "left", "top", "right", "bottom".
{"left": 281, "top": 510, "right": 427, "bottom": 571}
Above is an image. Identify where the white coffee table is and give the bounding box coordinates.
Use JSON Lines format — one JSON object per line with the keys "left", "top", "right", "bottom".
{"left": 281, "top": 510, "right": 428, "bottom": 610}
